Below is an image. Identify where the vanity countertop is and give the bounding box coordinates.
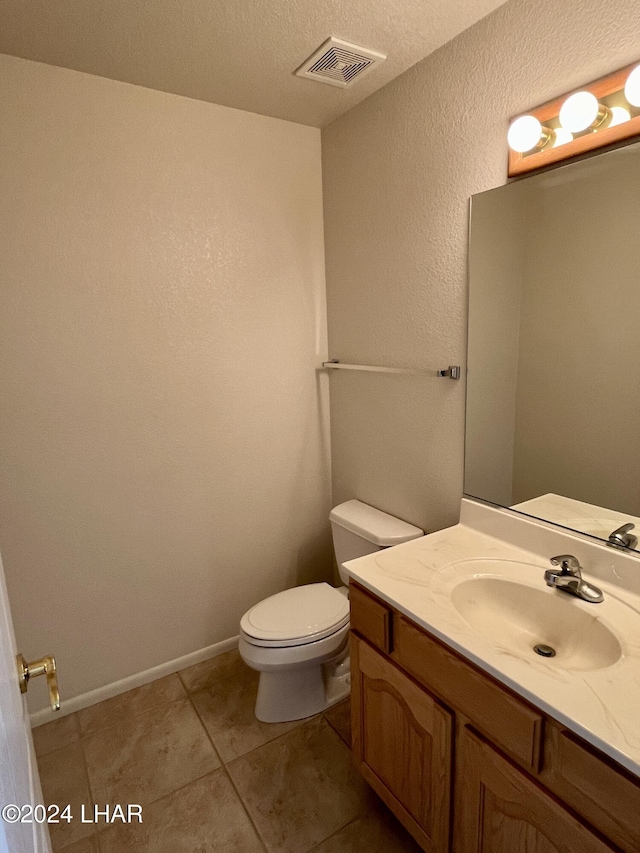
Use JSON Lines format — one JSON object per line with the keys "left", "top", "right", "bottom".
{"left": 344, "top": 499, "right": 640, "bottom": 779}
{"left": 512, "top": 493, "right": 640, "bottom": 552}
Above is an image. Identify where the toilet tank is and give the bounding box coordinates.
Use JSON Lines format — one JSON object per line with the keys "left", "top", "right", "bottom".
{"left": 329, "top": 500, "right": 423, "bottom": 586}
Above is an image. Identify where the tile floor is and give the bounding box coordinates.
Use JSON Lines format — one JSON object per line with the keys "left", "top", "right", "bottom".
{"left": 34, "top": 650, "right": 421, "bottom": 852}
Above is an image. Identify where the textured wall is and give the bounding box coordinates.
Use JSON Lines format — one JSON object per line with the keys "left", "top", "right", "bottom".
{"left": 0, "top": 56, "right": 331, "bottom": 711}
{"left": 322, "top": 0, "right": 640, "bottom": 532}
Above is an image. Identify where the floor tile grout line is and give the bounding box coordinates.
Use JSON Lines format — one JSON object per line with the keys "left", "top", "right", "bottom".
{"left": 222, "top": 765, "right": 270, "bottom": 853}
{"left": 174, "top": 665, "right": 246, "bottom": 696}
{"left": 91, "top": 763, "right": 282, "bottom": 853}
{"left": 221, "top": 713, "right": 328, "bottom": 770}
{"left": 184, "top": 690, "right": 322, "bottom": 769}
{"left": 72, "top": 692, "right": 221, "bottom": 836}
{"left": 76, "top": 692, "right": 190, "bottom": 741}
{"left": 181, "top": 672, "right": 261, "bottom": 697}
{"left": 185, "top": 666, "right": 325, "bottom": 769}
{"left": 304, "top": 815, "right": 361, "bottom": 853}
{"left": 55, "top": 825, "right": 100, "bottom": 853}
{"left": 178, "top": 669, "right": 250, "bottom": 696}
{"left": 77, "top": 720, "right": 97, "bottom": 805}
{"left": 36, "top": 675, "right": 188, "bottom": 740}
{"left": 40, "top": 700, "right": 201, "bottom": 809}
{"left": 321, "top": 708, "right": 351, "bottom": 748}
{"left": 74, "top": 724, "right": 106, "bottom": 852}
{"left": 178, "top": 649, "right": 248, "bottom": 696}
{"left": 222, "top": 716, "right": 355, "bottom": 853}
{"left": 38, "top": 695, "right": 189, "bottom": 765}
{"left": 32, "top": 712, "right": 82, "bottom": 761}
{"left": 185, "top": 675, "right": 352, "bottom": 851}
{"left": 92, "top": 765, "right": 228, "bottom": 836}
{"left": 175, "top": 667, "right": 188, "bottom": 693}
{"left": 44, "top": 730, "right": 98, "bottom": 853}
{"left": 186, "top": 691, "right": 224, "bottom": 766}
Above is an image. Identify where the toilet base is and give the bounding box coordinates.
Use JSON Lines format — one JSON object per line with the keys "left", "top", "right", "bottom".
{"left": 254, "top": 655, "right": 351, "bottom": 723}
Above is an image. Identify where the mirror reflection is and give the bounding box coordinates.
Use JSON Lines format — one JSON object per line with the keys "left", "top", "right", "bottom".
{"left": 466, "top": 142, "right": 640, "bottom": 552}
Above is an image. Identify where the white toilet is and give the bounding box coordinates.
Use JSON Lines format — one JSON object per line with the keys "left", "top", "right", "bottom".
{"left": 239, "top": 499, "right": 423, "bottom": 722}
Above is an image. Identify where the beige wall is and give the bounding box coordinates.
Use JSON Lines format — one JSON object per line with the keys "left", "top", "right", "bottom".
{"left": 322, "top": 0, "right": 640, "bottom": 532}
{"left": 0, "top": 56, "right": 331, "bottom": 712}
{"left": 512, "top": 154, "right": 640, "bottom": 514}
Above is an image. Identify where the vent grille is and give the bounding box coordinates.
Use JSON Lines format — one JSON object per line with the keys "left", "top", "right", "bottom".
{"left": 295, "top": 37, "right": 386, "bottom": 88}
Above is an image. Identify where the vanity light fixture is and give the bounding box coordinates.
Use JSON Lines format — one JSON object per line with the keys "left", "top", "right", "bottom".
{"left": 558, "top": 91, "right": 610, "bottom": 133}
{"left": 507, "top": 116, "right": 552, "bottom": 153}
{"left": 624, "top": 64, "right": 640, "bottom": 106}
{"left": 610, "top": 106, "right": 631, "bottom": 127}
{"left": 507, "top": 60, "right": 640, "bottom": 176}
{"left": 552, "top": 127, "right": 573, "bottom": 147}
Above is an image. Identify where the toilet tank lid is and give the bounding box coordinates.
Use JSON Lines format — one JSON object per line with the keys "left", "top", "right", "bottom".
{"left": 329, "top": 500, "right": 423, "bottom": 546}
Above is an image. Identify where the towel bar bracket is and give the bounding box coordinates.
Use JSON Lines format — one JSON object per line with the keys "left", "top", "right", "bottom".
{"left": 322, "top": 360, "right": 461, "bottom": 379}
{"left": 437, "top": 365, "right": 461, "bottom": 380}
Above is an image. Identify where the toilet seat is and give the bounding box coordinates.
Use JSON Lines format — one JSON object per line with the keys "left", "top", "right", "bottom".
{"left": 240, "top": 582, "right": 349, "bottom": 648}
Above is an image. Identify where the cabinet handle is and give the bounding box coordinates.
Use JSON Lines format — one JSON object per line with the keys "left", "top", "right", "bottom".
{"left": 16, "top": 653, "right": 60, "bottom": 712}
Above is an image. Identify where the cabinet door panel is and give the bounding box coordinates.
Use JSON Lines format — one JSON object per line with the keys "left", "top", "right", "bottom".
{"left": 541, "top": 720, "right": 640, "bottom": 852}
{"left": 457, "top": 728, "right": 617, "bottom": 853}
{"left": 351, "top": 635, "right": 452, "bottom": 852}
{"left": 394, "top": 616, "right": 543, "bottom": 771}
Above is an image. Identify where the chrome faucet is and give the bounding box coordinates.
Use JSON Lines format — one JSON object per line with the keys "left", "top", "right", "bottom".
{"left": 544, "top": 555, "right": 604, "bottom": 603}
{"left": 607, "top": 523, "right": 638, "bottom": 550}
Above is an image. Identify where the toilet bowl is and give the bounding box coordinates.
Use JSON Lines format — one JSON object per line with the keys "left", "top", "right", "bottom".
{"left": 239, "top": 500, "right": 423, "bottom": 723}
{"left": 239, "top": 583, "right": 350, "bottom": 722}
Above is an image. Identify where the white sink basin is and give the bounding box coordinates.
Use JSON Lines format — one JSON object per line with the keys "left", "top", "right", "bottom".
{"left": 451, "top": 576, "right": 622, "bottom": 671}
{"left": 372, "top": 545, "right": 639, "bottom": 672}
{"left": 427, "top": 558, "right": 637, "bottom": 673}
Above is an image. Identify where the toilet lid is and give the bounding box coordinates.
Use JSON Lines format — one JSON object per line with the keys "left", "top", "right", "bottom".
{"left": 241, "top": 583, "right": 349, "bottom": 645}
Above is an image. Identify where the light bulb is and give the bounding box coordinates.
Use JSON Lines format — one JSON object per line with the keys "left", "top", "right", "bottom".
{"left": 559, "top": 91, "right": 604, "bottom": 132}
{"left": 609, "top": 106, "right": 631, "bottom": 127}
{"left": 507, "top": 115, "right": 544, "bottom": 153}
{"left": 624, "top": 65, "right": 640, "bottom": 107}
{"left": 553, "top": 127, "right": 573, "bottom": 147}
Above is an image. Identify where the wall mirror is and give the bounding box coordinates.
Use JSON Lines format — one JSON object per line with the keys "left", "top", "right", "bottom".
{"left": 465, "top": 141, "right": 640, "bottom": 553}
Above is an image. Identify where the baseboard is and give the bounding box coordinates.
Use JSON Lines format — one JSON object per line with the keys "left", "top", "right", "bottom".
{"left": 30, "top": 635, "right": 240, "bottom": 728}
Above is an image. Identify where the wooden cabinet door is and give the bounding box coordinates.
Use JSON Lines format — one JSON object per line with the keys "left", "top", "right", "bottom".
{"left": 351, "top": 635, "right": 452, "bottom": 852}
{"left": 456, "top": 728, "right": 617, "bottom": 853}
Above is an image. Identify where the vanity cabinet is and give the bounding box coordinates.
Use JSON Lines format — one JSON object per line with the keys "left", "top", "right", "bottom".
{"left": 457, "top": 728, "right": 616, "bottom": 853}
{"left": 349, "top": 583, "right": 639, "bottom": 853}
{"left": 351, "top": 636, "right": 452, "bottom": 852}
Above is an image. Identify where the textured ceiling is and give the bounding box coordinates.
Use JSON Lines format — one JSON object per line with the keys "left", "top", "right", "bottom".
{"left": 0, "top": 0, "right": 509, "bottom": 127}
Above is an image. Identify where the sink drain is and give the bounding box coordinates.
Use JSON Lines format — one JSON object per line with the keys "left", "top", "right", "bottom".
{"left": 534, "top": 643, "right": 556, "bottom": 658}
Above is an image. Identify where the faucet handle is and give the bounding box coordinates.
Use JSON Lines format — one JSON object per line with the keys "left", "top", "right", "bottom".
{"left": 608, "top": 523, "right": 638, "bottom": 549}
{"left": 550, "top": 554, "right": 582, "bottom": 574}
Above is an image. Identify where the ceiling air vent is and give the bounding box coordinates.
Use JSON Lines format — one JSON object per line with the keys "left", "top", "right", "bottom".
{"left": 295, "top": 37, "right": 386, "bottom": 88}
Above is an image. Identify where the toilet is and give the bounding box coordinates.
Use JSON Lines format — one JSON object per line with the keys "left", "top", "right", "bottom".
{"left": 239, "top": 500, "right": 423, "bottom": 722}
